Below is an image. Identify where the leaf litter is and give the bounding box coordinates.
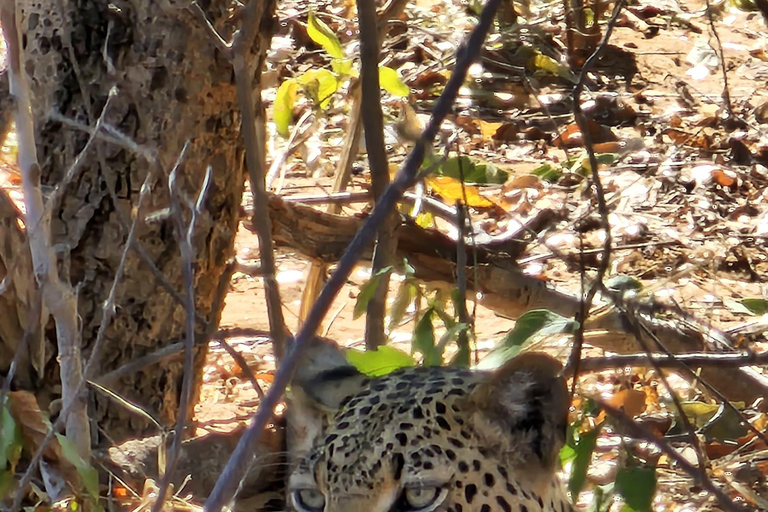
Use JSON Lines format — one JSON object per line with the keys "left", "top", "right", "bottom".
{"left": 201, "top": 0, "right": 768, "bottom": 509}
{"left": 0, "top": 0, "right": 765, "bottom": 509}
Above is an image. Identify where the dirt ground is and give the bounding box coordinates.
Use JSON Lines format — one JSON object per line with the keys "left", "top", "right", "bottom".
{"left": 192, "top": 0, "right": 768, "bottom": 509}
{"left": 1, "top": 0, "right": 767, "bottom": 509}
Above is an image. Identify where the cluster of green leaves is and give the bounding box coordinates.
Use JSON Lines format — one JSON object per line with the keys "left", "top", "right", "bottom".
{"left": 0, "top": 396, "right": 101, "bottom": 510}
{"left": 273, "top": 12, "right": 410, "bottom": 137}
{"left": 434, "top": 155, "right": 509, "bottom": 184}
{"left": 351, "top": 260, "right": 471, "bottom": 370}
{"left": 562, "top": 402, "right": 657, "bottom": 512}
{"left": 531, "top": 152, "right": 619, "bottom": 183}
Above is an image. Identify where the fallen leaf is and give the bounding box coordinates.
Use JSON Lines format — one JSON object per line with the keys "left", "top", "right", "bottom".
{"left": 8, "top": 391, "right": 61, "bottom": 462}
{"left": 426, "top": 175, "right": 497, "bottom": 208}
{"left": 553, "top": 121, "right": 618, "bottom": 148}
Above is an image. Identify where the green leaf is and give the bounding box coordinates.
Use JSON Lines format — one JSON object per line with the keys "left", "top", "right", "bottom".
{"left": 0, "top": 403, "right": 20, "bottom": 470}
{"left": 731, "top": 0, "right": 758, "bottom": 10}
{"left": 568, "top": 424, "right": 602, "bottom": 498}
{"left": 531, "top": 53, "right": 576, "bottom": 82}
{"left": 569, "top": 152, "right": 619, "bottom": 175}
{"left": 379, "top": 66, "right": 410, "bottom": 97}
{"left": 307, "top": 12, "right": 343, "bottom": 59}
{"left": 56, "top": 434, "right": 101, "bottom": 501}
{"left": 592, "top": 483, "right": 616, "bottom": 512}
{"left": 297, "top": 69, "right": 339, "bottom": 109}
{"left": 437, "top": 322, "right": 469, "bottom": 351}
{"left": 473, "top": 162, "right": 508, "bottom": 184}
{"left": 332, "top": 58, "right": 356, "bottom": 77}
{"left": 508, "top": 309, "right": 576, "bottom": 345}
{"left": 605, "top": 275, "right": 643, "bottom": 294}
{"left": 615, "top": 463, "right": 656, "bottom": 512}
{"left": 414, "top": 211, "right": 435, "bottom": 228}
{"left": 531, "top": 163, "right": 563, "bottom": 183}
{"left": 354, "top": 266, "right": 394, "bottom": 320}
{"left": 413, "top": 307, "right": 439, "bottom": 365}
{"left": 678, "top": 401, "right": 747, "bottom": 441}
{"left": 740, "top": 298, "right": 768, "bottom": 315}
{"left": 437, "top": 155, "right": 509, "bottom": 184}
{"left": 388, "top": 279, "right": 417, "bottom": 332}
{"left": 480, "top": 310, "right": 576, "bottom": 369}
{"left": 402, "top": 259, "right": 415, "bottom": 276}
{"left": 0, "top": 470, "right": 13, "bottom": 501}
{"left": 437, "top": 323, "right": 470, "bottom": 366}
{"left": 432, "top": 304, "right": 456, "bottom": 330}
{"left": 347, "top": 346, "right": 415, "bottom": 376}
{"left": 274, "top": 79, "right": 298, "bottom": 137}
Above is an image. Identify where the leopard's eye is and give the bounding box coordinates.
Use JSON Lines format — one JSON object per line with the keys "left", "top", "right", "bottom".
{"left": 403, "top": 486, "right": 448, "bottom": 512}
{"left": 291, "top": 488, "right": 325, "bottom": 512}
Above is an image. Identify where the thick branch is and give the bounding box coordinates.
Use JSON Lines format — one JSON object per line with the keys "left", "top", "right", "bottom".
{"left": 265, "top": 195, "right": 768, "bottom": 404}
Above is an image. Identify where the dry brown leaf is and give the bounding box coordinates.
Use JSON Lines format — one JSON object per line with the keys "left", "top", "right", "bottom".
{"left": 711, "top": 169, "right": 737, "bottom": 188}
{"left": 255, "top": 372, "right": 275, "bottom": 383}
{"left": 8, "top": 391, "right": 62, "bottom": 462}
{"left": 552, "top": 121, "right": 617, "bottom": 148}
{"left": 410, "top": 70, "right": 448, "bottom": 88}
{"left": 491, "top": 123, "right": 518, "bottom": 142}
{"left": 608, "top": 388, "right": 647, "bottom": 417}
{"left": 503, "top": 175, "right": 543, "bottom": 192}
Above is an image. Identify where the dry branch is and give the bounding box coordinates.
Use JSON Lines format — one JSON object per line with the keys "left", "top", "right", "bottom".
{"left": 0, "top": 0, "right": 89, "bottom": 458}
{"left": 264, "top": 195, "right": 768, "bottom": 404}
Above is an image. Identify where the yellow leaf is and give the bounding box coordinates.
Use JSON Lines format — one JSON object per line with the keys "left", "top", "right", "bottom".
{"left": 425, "top": 175, "right": 495, "bottom": 208}
{"left": 478, "top": 120, "right": 503, "bottom": 140}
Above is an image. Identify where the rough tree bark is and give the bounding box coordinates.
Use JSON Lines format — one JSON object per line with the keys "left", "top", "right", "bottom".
{"left": 0, "top": 0, "right": 274, "bottom": 444}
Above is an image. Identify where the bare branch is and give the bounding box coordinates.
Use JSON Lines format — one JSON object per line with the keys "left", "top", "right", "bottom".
{"left": 568, "top": 0, "right": 626, "bottom": 389}
{"left": 0, "top": 0, "right": 89, "bottom": 459}
{"left": 150, "top": 143, "right": 202, "bottom": 512}
{"left": 229, "top": 0, "right": 288, "bottom": 359}
{"left": 203, "top": 0, "right": 504, "bottom": 508}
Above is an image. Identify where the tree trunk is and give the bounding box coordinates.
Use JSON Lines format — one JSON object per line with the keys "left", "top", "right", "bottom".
{"left": 4, "top": 0, "right": 272, "bottom": 444}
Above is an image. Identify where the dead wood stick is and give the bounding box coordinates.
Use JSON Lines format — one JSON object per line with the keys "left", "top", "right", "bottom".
{"left": 266, "top": 195, "right": 768, "bottom": 404}
{"left": 0, "top": 0, "right": 89, "bottom": 458}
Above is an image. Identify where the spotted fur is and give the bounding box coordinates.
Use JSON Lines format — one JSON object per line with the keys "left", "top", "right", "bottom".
{"left": 288, "top": 349, "right": 573, "bottom": 512}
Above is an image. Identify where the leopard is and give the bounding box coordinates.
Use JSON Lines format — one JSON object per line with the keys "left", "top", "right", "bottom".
{"left": 286, "top": 340, "right": 573, "bottom": 512}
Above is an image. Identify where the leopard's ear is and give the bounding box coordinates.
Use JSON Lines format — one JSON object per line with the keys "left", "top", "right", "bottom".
{"left": 287, "top": 337, "right": 366, "bottom": 464}
{"left": 468, "top": 352, "right": 568, "bottom": 472}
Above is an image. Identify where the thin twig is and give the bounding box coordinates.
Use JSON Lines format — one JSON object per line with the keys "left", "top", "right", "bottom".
{"left": 229, "top": 0, "right": 287, "bottom": 359}
{"left": 704, "top": 0, "right": 734, "bottom": 119}
{"left": 567, "top": 0, "right": 626, "bottom": 390}
{"left": 150, "top": 142, "right": 198, "bottom": 512}
{"left": 454, "top": 201, "right": 470, "bottom": 365}
{"left": 203, "top": 0, "right": 504, "bottom": 508}
{"left": 573, "top": 350, "right": 768, "bottom": 372}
